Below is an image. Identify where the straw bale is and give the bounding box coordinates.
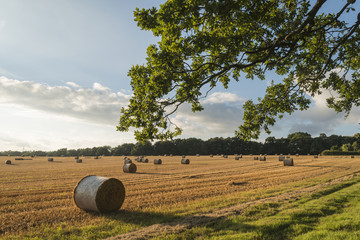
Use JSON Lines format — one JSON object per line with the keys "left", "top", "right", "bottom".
{"left": 181, "top": 158, "right": 190, "bottom": 164}
{"left": 123, "top": 163, "right": 137, "bottom": 173}
{"left": 284, "top": 158, "right": 294, "bottom": 166}
{"left": 74, "top": 175, "right": 125, "bottom": 212}
{"left": 154, "top": 159, "right": 162, "bottom": 164}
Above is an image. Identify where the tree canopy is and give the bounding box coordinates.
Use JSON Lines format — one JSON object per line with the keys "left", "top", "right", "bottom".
{"left": 118, "top": 0, "right": 360, "bottom": 142}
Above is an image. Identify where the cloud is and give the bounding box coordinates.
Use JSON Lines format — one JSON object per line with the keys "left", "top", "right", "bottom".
{"left": 202, "top": 92, "right": 245, "bottom": 105}
{"left": 0, "top": 76, "right": 130, "bottom": 126}
{"left": 272, "top": 89, "right": 360, "bottom": 136}
{"left": 171, "top": 92, "right": 246, "bottom": 138}
{"left": 66, "top": 81, "right": 80, "bottom": 88}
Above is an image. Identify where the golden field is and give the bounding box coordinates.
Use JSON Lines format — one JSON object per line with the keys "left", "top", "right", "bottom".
{"left": 1, "top": 154, "right": 360, "bottom": 239}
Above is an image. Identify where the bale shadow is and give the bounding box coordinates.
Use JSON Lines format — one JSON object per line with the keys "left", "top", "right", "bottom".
{"left": 134, "top": 172, "right": 171, "bottom": 176}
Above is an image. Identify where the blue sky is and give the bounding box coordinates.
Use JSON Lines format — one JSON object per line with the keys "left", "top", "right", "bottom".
{"left": 0, "top": 0, "right": 359, "bottom": 151}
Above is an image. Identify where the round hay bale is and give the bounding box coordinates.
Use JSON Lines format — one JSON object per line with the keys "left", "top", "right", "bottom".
{"left": 182, "top": 155, "right": 186, "bottom": 158}
{"left": 296, "top": 154, "right": 299, "bottom": 157}
{"left": 94, "top": 156, "right": 99, "bottom": 159}
{"left": 196, "top": 154, "right": 200, "bottom": 157}
{"left": 124, "top": 159, "right": 132, "bottom": 164}
{"left": 284, "top": 158, "right": 294, "bottom": 166}
{"left": 123, "top": 163, "right": 137, "bottom": 173}
{"left": 314, "top": 155, "right": 318, "bottom": 158}
{"left": 223, "top": 155, "right": 228, "bottom": 158}
{"left": 181, "top": 158, "right": 190, "bottom": 164}
{"left": 76, "top": 159, "right": 82, "bottom": 163}
{"left": 279, "top": 155, "right": 285, "bottom": 161}
{"left": 260, "top": 156, "right": 266, "bottom": 161}
{"left": 254, "top": 157, "right": 259, "bottom": 160}
{"left": 73, "top": 175, "right": 125, "bottom": 213}
{"left": 142, "top": 158, "right": 149, "bottom": 163}
{"left": 154, "top": 159, "right": 162, "bottom": 164}
{"left": 48, "top": 158, "right": 54, "bottom": 162}
{"left": 351, "top": 155, "right": 355, "bottom": 158}
{"left": 75, "top": 156, "right": 79, "bottom": 160}
{"left": 123, "top": 156, "right": 128, "bottom": 160}
{"left": 170, "top": 154, "right": 173, "bottom": 157}
{"left": 5, "top": 160, "right": 11, "bottom": 165}
{"left": 210, "top": 154, "right": 213, "bottom": 157}
{"left": 235, "top": 156, "right": 240, "bottom": 160}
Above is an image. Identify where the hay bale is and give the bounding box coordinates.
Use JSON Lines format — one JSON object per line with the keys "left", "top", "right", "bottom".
{"left": 5, "top": 160, "right": 11, "bottom": 165}
{"left": 14, "top": 158, "right": 24, "bottom": 160}
{"left": 75, "top": 156, "right": 79, "bottom": 160}
{"left": 296, "top": 154, "right": 299, "bottom": 157}
{"left": 223, "top": 155, "right": 228, "bottom": 158}
{"left": 76, "top": 159, "right": 82, "bottom": 163}
{"left": 123, "top": 163, "right": 137, "bottom": 173}
{"left": 284, "top": 158, "right": 294, "bottom": 166}
{"left": 94, "top": 156, "right": 99, "bottom": 159}
{"left": 314, "top": 155, "right": 318, "bottom": 158}
{"left": 196, "top": 154, "right": 200, "bottom": 157}
{"left": 123, "top": 156, "right": 128, "bottom": 160}
{"left": 170, "top": 154, "right": 173, "bottom": 157}
{"left": 254, "top": 157, "right": 259, "bottom": 160}
{"left": 48, "top": 158, "right": 54, "bottom": 162}
{"left": 154, "top": 159, "right": 162, "bottom": 164}
{"left": 351, "top": 155, "right": 355, "bottom": 158}
{"left": 124, "top": 159, "right": 132, "bottom": 164}
{"left": 279, "top": 155, "right": 285, "bottom": 161}
{"left": 260, "top": 156, "right": 266, "bottom": 161}
{"left": 142, "top": 158, "right": 149, "bottom": 163}
{"left": 182, "top": 155, "right": 186, "bottom": 158}
{"left": 235, "top": 156, "right": 240, "bottom": 160}
{"left": 181, "top": 158, "right": 190, "bottom": 164}
{"left": 73, "top": 175, "right": 125, "bottom": 213}
{"left": 210, "top": 154, "right": 213, "bottom": 157}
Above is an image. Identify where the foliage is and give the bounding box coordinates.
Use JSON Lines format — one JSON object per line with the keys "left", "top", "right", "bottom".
{"left": 321, "top": 150, "right": 360, "bottom": 156}
{"left": 118, "top": 0, "right": 360, "bottom": 142}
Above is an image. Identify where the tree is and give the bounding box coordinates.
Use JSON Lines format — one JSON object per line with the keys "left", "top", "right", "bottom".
{"left": 118, "top": 0, "right": 359, "bottom": 142}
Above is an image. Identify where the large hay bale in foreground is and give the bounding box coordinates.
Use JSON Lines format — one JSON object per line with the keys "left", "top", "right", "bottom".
{"left": 154, "top": 159, "right": 162, "bottom": 165}
{"left": 123, "top": 163, "right": 137, "bottom": 173}
{"left": 284, "top": 158, "right": 294, "bottom": 166}
{"left": 181, "top": 158, "right": 190, "bottom": 164}
{"left": 74, "top": 175, "right": 125, "bottom": 213}
{"left": 5, "top": 160, "right": 11, "bottom": 165}
{"left": 260, "top": 156, "right": 266, "bottom": 161}
{"left": 48, "top": 158, "right": 54, "bottom": 162}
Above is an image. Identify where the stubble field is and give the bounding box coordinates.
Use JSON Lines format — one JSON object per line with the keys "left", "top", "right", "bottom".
{"left": 1, "top": 154, "right": 360, "bottom": 239}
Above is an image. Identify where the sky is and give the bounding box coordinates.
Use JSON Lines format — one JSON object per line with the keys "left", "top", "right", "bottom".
{"left": 0, "top": 0, "right": 359, "bottom": 151}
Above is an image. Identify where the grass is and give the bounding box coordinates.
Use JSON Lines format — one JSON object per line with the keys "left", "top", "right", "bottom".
{"left": 155, "top": 175, "right": 360, "bottom": 240}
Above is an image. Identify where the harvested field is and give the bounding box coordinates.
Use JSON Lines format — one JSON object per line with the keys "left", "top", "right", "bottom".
{"left": 1, "top": 155, "right": 360, "bottom": 239}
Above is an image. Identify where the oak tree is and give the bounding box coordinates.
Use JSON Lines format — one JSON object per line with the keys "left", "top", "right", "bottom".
{"left": 118, "top": 0, "right": 360, "bottom": 141}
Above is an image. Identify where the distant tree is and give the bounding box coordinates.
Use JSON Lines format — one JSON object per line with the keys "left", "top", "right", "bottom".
{"left": 131, "top": 141, "right": 154, "bottom": 156}
{"left": 118, "top": 0, "right": 360, "bottom": 142}
{"left": 341, "top": 143, "right": 354, "bottom": 152}
{"left": 288, "top": 132, "right": 312, "bottom": 154}
{"left": 96, "top": 146, "right": 111, "bottom": 156}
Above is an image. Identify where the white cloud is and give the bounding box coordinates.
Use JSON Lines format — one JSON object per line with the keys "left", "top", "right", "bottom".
{"left": 66, "top": 81, "right": 80, "bottom": 88}
{"left": 0, "top": 76, "right": 130, "bottom": 126}
{"left": 93, "top": 82, "right": 110, "bottom": 92}
{"left": 171, "top": 92, "right": 246, "bottom": 138}
{"left": 202, "top": 92, "right": 245, "bottom": 104}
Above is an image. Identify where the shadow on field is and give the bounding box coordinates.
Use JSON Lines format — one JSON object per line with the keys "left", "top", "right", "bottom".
{"left": 135, "top": 172, "right": 172, "bottom": 176}
{"left": 293, "top": 164, "right": 349, "bottom": 169}
{"left": 96, "top": 209, "right": 180, "bottom": 226}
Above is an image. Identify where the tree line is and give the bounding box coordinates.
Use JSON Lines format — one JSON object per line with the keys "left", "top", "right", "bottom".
{"left": 1, "top": 132, "right": 359, "bottom": 157}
